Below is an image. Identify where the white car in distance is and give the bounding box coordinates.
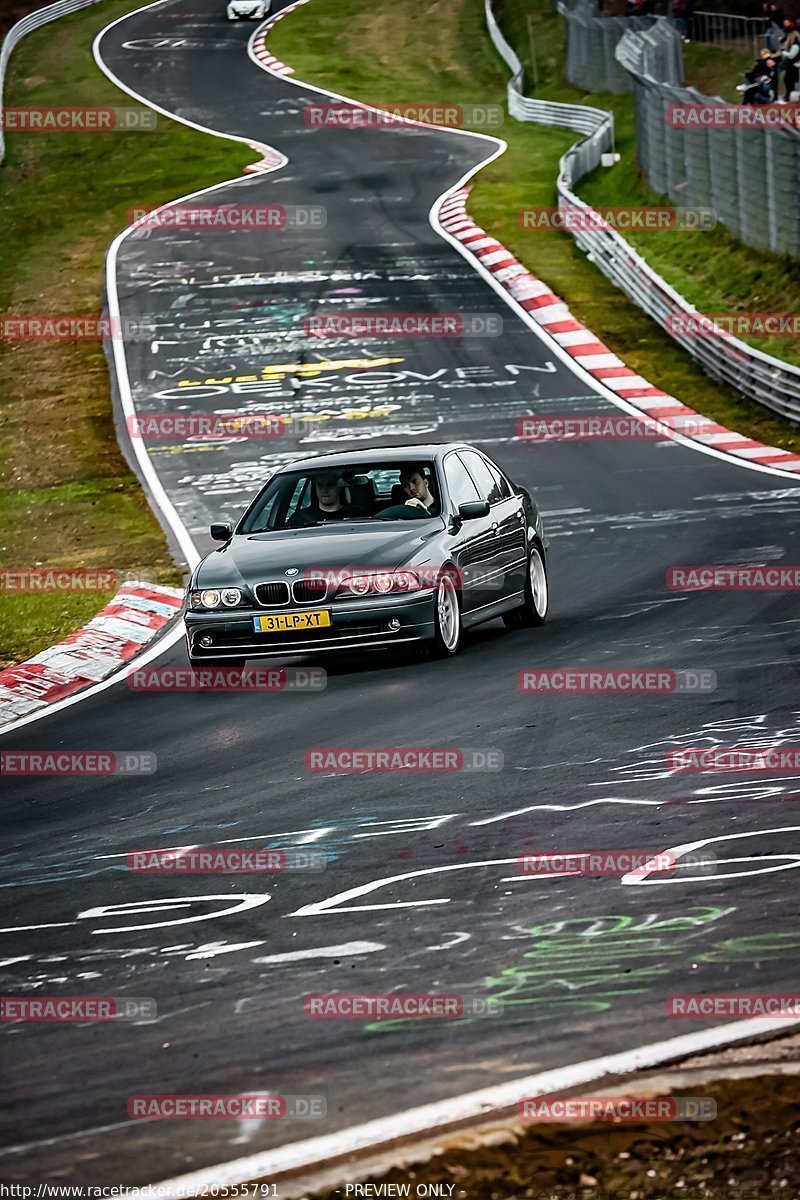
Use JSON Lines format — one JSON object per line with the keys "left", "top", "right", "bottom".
{"left": 227, "top": 0, "right": 268, "bottom": 19}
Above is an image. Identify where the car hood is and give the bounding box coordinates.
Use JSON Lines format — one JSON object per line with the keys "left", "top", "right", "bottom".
{"left": 193, "top": 521, "right": 444, "bottom": 589}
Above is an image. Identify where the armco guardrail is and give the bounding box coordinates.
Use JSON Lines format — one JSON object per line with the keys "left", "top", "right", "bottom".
{"left": 485, "top": 0, "right": 613, "bottom": 142}
{"left": 0, "top": 0, "right": 105, "bottom": 165}
{"left": 485, "top": 0, "right": 800, "bottom": 424}
{"left": 616, "top": 24, "right": 800, "bottom": 260}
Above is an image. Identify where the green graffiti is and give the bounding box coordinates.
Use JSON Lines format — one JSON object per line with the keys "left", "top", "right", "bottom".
{"left": 699, "top": 931, "right": 800, "bottom": 961}
{"left": 364, "top": 906, "right": 736, "bottom": 1034}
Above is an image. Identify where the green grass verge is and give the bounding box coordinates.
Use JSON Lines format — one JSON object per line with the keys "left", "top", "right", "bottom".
{"left": 267, "top": 0, "right": 800, "bottom": 458}
{"left": 0, "top": 0, "right": 251, "bottom": 668}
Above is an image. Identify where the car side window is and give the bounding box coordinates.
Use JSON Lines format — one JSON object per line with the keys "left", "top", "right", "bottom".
{"left": 443, "top": 453, "right": 481, "bottom": 509}
{"left": 459, "top": 451, "right": 504, "bottom": 505}
{"left": 484, "top": 457, "right": 513, "bottom": 500}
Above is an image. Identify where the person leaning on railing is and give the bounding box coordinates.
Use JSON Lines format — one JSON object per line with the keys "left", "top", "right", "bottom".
{"left": 779, "top": 18, "right": 800, "bottom": 101}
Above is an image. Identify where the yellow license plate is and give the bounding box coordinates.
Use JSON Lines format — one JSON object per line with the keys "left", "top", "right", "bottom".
{"left": 253, "top": 610, "right": 332, "bottom": 633}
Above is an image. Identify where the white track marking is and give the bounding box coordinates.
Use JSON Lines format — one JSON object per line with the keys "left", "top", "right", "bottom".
{"left": 0, "top": 1120, "right": 146, "bottom": 1159}
{"left": 427, "top": 931, "right": 471, "bottom": 951}
{"left": 470, "top": 798, "right": 661, "bottom": 825}
{"left": 250, "top": 940, "right": 385, "bottom": 964}
{"left": 621, "top": 825, "right": 800, "bottom": 884}
{"left": 0, "top": 895, "right": 272, "bottom": 935}
{"left": 290, "top": 859, "right": 579, "bottom": 916}
{"left": 184, "top": 940, "right": 265, "bottom": 960}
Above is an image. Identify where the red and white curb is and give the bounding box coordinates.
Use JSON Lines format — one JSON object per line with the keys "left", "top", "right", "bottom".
{"left": 439, "top": 188, "right": 800, "bottom": 471}
{"left": 0, "top": 582, "right": 184, "bottom": 728}
{"left": 250, "top": 0, "right": 309, "bottom": 75}
{"left": 244, "top": 143, "right": 286, "bottom": 173}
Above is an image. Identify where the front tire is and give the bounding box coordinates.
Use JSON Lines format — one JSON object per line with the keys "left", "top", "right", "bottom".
{"left": 503, "top": 544, "right": 548, "bottom": 629}
{"left": 423, "top": 571, "right": 463, "bottom": 658}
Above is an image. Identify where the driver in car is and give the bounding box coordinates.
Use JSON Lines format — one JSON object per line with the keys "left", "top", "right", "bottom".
{"left": 289, "top": 472, "right": 364, "bottom": 526}
{"left": 400, "top": 464, "right": 438, "bottom": 514}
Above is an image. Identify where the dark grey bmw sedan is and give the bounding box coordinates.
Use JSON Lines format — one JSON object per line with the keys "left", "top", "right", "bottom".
{"left": 184, "top": 443, "right": 548, "bottom": 667}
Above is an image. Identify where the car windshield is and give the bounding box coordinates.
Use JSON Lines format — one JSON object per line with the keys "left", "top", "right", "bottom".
{"left": 239, "top": 460, "right": 441, "bottom": 533}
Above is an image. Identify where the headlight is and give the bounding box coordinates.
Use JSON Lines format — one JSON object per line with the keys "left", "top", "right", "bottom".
{"left": 189, "top": 587, "right": 243, "bottom": 609}
{"left": 335, "top": 571, "right": 421, "bottom": 598}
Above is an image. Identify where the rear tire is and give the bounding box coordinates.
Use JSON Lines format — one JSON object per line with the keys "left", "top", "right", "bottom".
{"left": 503, "top": 544, "right": 548, "bottom": 629}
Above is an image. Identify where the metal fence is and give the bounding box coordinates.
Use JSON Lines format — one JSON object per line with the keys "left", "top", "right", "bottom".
{"left": 557, "top": 0, "right": 681, "bottom": 93}
{"left": 692, "top": 10, "right": 768, "bottom": 56}
{"left": 486, "top": 0, "right": 800, "bottom": 424}
{"left": 616, "top": 24, "right": 800, "bottom": 259}
{"left": 0, "top": 0, "right": 105, "bottom": 165}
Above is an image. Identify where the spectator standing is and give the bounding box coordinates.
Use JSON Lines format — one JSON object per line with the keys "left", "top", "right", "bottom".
{"left": 780, "top": 19, "right": 800, "bottom": 101}
{"left": 763, "top": 4, "right": 782, "bottom": 49}
{"left": 671, "top": 0, "right": 690, "bottom": 39}
{"left": 763, "top": 3, "right": 785, "bottom": 52}
{"left": 682, "top": 0, "right": 695, "bottom": 41}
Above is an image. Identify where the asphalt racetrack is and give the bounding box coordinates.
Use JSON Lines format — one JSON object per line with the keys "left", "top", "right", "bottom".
{"left": 1, "top": 0, "right": 800, "bottom": 1184}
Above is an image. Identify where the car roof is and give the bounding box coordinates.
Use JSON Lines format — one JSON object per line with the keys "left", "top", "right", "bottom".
{"left": 274, "top": 444, "right": 474, "bottom": 473}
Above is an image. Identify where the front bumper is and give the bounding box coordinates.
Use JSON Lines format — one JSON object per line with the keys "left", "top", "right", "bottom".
{"left": 184, "top": 591, "right": 436, "bottom": 660}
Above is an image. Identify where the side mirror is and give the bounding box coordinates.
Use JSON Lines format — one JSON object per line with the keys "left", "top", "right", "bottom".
{"left": 458, "top": 500, "right": 490, "bottom": 520}
{"left": 210, "top": 523, "right": 232, "bottom": 542}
